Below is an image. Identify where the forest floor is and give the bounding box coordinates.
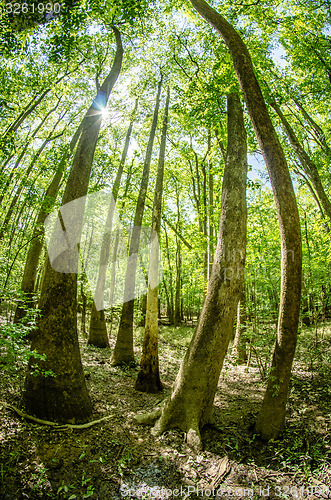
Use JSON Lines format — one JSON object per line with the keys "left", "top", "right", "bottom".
{"left": 0, "top": 318, "right": 330, "bottom": 500}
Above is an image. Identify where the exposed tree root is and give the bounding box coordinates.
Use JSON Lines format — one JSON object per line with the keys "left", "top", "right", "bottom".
{"left": 185, "top": 428, "right": 203, "bottom": 452}
{"left": 0, "top": 401, "right": 112, "bottom": 430}
{"left": 135, "top": 407, "right": 163, "bottom": 425}
{"left": 136, "top": 401, "right": 203, "bottom": 452}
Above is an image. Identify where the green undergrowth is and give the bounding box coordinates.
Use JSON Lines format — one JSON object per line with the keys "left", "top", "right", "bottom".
{"left": 0, "top": 318, "right": 330, "bottom": 498}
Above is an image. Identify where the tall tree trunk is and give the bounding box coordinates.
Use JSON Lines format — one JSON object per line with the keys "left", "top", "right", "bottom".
{"left": 271, "top": 101, "right": 331, "bottom": 221}
{"left": 21, "top": 28, "right": 123, "bottom": 424}
{"left": 88, "top": 101, "right": 138, "bottom": 348}
{"left": 135, "top": 87, "right": 170, "bottom": 393}
{"left": 14, "top": 125, "right": 82, "bottom": 323}
{"left": 111, "top": 79, "right": 162, "bottom": 366}
{"left": 190, "top": 0, "right": 302, "bottom": 441}
{"left": 108, "top": 228, "right": 120, "bottom": 335}
{"left": 174, "top": 237, "right": 182, "bottom": 326}
{"left": 201, "top": 150, "right": 208, "bottom": 297}
{"left": 174, "top": 182, "right": 182, "bottom": 326}
{"left": 141, "top": 92, "right": 247, "bottom": 452}
{"left": 81, "top": 279, "right": 87, "bottom": 336}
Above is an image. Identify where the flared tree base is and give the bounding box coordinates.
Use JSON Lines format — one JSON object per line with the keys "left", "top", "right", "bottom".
{"left": 110, "top": 351, "right": 136, "bottom": 367}
{"left": 135, "top": 372, "right": 163, "bottom": 393}
{"left": 150, "top": 399, "right": 206, "bottom": 452}
{"left": 22, "top": 371, "right": 93, "bottom": 424}
{"left": 88, "top": 307, "right": 109, "bottom": 348}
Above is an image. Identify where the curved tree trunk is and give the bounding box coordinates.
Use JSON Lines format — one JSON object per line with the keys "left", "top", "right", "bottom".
{"left": 88, "top": 101, "right": 138, "bottom": 348}
{"left": 111, "top": 79, "right": 162, "bottom": 366}
{"left": 146, "top": 92, "right": 247, "bottom": 451}
{"left": 21, "top": 28, "right": 123, "bottom": 424}
{"left": 14, "top": 125, "right": 83, "bottom": 324}
{"left": 135, "top": 87, "right": 170, "bottom": 393}
{"left": 190, "top": 0, "right": 302, "bottom": 441}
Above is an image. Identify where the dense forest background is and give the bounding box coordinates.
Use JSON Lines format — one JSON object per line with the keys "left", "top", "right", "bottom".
{"left": 0, "top": 0, "right": 330, "bottom": 498}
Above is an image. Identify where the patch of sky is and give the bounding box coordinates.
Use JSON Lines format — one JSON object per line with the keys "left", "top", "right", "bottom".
{"left": 270, "top": 44, "right": 288, "bottom": 70}
{"left": 248, "top": 152, "right": 271, "bottom": 188}
{"left": 322, "top": 25, "right": 331, "bottom": 37}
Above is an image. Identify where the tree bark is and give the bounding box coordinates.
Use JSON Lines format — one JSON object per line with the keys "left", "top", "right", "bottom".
{"left": 135, "top": 87, "right": 170, "bottom": 393}
{"left": 174, "top": 181, "right": 182, "bottom": 327}
{"left": 21, "top": 27, "right": 123, "bottom": 424}
{"left": 190, "top": 0, "right": 302, "bottom": 441}
{"left": 208, "top": 162, "right": 214, "bottom": 284}
{"left": 164, "top": 225, "right": 174, "bottom": 324}
{"left": 88, "top": 101, "right": 138, "bottom": 348}
{"left": 111, "top": 79, "right": 162, "bottom": 366}
{"left": 145, "top": 92, "right": 247, "bottom": 451}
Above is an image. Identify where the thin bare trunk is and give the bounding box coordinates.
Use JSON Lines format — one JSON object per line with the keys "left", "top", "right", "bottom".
{"left": 272, "top": 101, "right": 331, "bottom": 221}
{"left": 292, "top": 97, "right": 331, "bottom": 157}
{"left": 233, "top": 289, "right": 248, "bottom": 364}
{"left": 111, "top": 79, "right": 162, "bottom": 366}
{"left": 135, "top": 87, "right": 170, "bottom": 393}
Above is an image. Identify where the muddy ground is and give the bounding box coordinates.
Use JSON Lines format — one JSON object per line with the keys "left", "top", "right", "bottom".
{"left": 0, "top": 320, "right": 330, "bottom": 499}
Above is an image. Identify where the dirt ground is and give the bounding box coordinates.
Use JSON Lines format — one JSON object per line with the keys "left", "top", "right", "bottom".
{"left": 0, "top": 320, "right": 330, "bottom": 500}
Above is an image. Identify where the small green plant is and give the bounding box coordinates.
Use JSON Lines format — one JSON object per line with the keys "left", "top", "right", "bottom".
{"left": 57, "top": 480, "right": 76, "bottom": 498}
{"left": 0, "top": 308, "right": 55, "bottom": 377}
{"left": 83, "top": 484, "right": 95, "bottom": 499}
{"left": 31, "top": 464, "right": 50, "bottom": 491}
{"left": 117, "top": 446, "right": 135, "bottom": 475}
{"left": 81, "top": 473, "right": 95, "bottom": 498}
